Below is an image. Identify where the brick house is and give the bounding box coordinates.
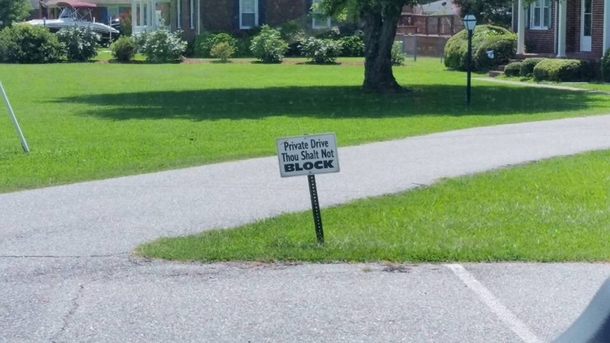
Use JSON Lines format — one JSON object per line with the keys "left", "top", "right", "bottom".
{"left": 513, "top": 0, "right": 610, "bottom": 59}
{"left": 169, "top": 0, "right": 330, "bottom": 37}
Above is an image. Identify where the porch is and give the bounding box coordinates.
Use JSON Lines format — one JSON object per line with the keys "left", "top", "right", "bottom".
{"left": 130, "top": 0, "right": 171, "bottom": 34}
{"left": 515, "top": 0, "right": 610, "bottom": 59}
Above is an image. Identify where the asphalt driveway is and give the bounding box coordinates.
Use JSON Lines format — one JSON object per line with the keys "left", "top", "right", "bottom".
{"left": 3, "top": 115, "right": 610, "bottom": 342}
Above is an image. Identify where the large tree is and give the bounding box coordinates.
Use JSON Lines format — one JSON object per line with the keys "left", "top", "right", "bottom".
{"left": 0, "top": 0, "right": 32, "bottom": 30}
{"left": 319, "top": 0, "right": 418, "bottom": 92}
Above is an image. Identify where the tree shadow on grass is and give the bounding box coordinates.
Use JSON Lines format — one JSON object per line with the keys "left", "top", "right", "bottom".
{"left": 54, "top": 84, "right": 606, "bottom": 121}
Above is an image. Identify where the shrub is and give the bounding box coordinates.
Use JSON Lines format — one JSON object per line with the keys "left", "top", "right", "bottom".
{"left": 444, "top": 25, "right": 516, "bottom": 72}
{"left": 473, "top": 35, "right": 516, "bottom": 71}
{"left": 110, "top": 36, "right": 136, "bottom": 62}
{"left": 391, "top": 41, "right": 406, "bottom": 66}
{"left": 138, "top": 29, "right": 187, "bottom": 63}
{"left": 532, "top": 59, "right": 590, "bottom": 82}
{"left": 339, "top": 35, "right": 364, "bottom": 57}
{"left": 503, "top": 62, "right": 522, "bottom": 77}
{"left": 250, "top": 24, "right": 288, "bottom": 63}
{"left": 210, "top": 42, "right": 234, "bottom": 62}
{"left": 519, "top": 58, "right": 545, "bottom": 77}
{"left": 0, "top": 24, "right": 64, "bottom": 64}
{"left": 602, "top": 48, "right": 610, "bottom": 82}
{"left": 57, "top": 25, "right": 100, "bottom": 62}
{"left": 301, "top": 37, "right": 342, "bottom": 64}
{"left": 314, "top": 26, "right": 340, "bottom": 40}
{"left": 280, "top": 19, "right": 306, "bottom": 57}
{"left": 195, "top": 32, "right": 237, "bottom": 58}
{"left": 118, "top": 12, "right": 132, "bottom": 36}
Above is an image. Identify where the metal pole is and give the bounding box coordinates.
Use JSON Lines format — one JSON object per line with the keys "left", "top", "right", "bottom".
{"left": 0, "top": 82, "right": 30, "bottom": 152}
{"left": 466, "top": 29, "right": 473, "bottom": 107}
{"left": 307, "top": 174, "right": 324, "bottom": 244}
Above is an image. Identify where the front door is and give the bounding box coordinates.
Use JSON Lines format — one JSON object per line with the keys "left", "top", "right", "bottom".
{"left": 581, "top": 0, "right": 592, "bottom": 52}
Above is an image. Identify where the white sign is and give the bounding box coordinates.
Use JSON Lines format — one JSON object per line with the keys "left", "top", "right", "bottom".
{"left": 276, "top": 133, "right": 340, "bottom": 178}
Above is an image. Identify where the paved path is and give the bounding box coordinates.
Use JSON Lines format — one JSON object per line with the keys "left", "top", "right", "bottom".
{"left": 475, "top": 77, "right": 610, "bottom": 94}
{"left": 3, "top": 115, "right": 610, "bottom": 342}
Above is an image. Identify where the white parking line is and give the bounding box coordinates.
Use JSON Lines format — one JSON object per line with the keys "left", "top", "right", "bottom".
{"left": 445, "top": 264, "right": 543, "bottom": 343}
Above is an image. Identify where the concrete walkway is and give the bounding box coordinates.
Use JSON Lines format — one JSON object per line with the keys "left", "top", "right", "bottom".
{"left": 475, "top": 77, "right": 610, "bottom": 94}
{"left": 3, "top": 115, "right": 610, "bottom": 342}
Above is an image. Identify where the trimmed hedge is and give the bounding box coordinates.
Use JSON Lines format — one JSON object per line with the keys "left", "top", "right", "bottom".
{"left": 533, "top": 59, "right": 591, "bottom": 82}
{"left": 504, "top": 62, "right": 522, "bottom": 77}
{"left": 0, "top": 24, "right": 64, "bottom": 64}
{"left": 519, "top": 58, "right": 545, "bottom": 77}
{"left": 110, "top": 36, "right": 136, "bottom": 62}
{"left": 444, "top": 25, "right": 516, "bottom": 72}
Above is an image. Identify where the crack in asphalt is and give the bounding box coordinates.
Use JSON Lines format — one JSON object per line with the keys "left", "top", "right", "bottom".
{"left": 49, "top": 283, "right": 85, "bottom": 343}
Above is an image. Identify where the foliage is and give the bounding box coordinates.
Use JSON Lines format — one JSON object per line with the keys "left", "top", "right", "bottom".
{"left": 452, "top": 0, "right": 513, "bottom": 28}
{"left": 391, "top": 41, "right": 406, "bottom": 66}
{"left": 0, "top": 0, "right": 31, "bottom": 30}
{"left": 314, "top": 26, "right": 341, "bottom": 40}
{"left": 137, "top": 29, "right": 187, "bottom": 63}
{"left": 520, "top": 58, "right": 545, "bottom": 77}
{"left": 301, "top": 37, "right": 343, "bottom": 64}
{"left": 0, "top": 24, "right": 64, "bottom": 63}
{"left": 280, "top": 19, "right": 307, "bottom": 57}
{"left": 232, "top": 28, "right": 262, "bottom": 57}
{"left": 110, "top": 36, "right": 136, "bottom": 62}
{"left": 503, "top": 62, "right": 522, "bottom": 77}
{"left": 118, "top": 12, "right": 132, "bottom": 36}
{"left": 250, "top": 24, "right": 288, "bottom": 63}
{"left": 533, "top": 59, "right": 591, "bottom": 82}
{"left": 444, "top": 25, "right": 515, "bottom": 72}
{"left": 473, "top": 34, "right": 516, "bottom": 71}
{"left": 210, "top": 42, "right": 234, "bottom": 62}
{"left": 195, "top": 32, "right": 237, "bottom": 58}
{"left": 57, "top": 25, "right": 100, "bottom": 62}
{"left": 602, "top": 49, "right": 610, "bottom": 83}
{"left": 339, "top": 35, "right": 364, "bottom": 57}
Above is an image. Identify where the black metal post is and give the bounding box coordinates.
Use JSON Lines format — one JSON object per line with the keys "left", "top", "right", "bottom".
{"left": 466, "top": 28, "right": 473, "bottom": 107}
{"left": 307, "top": 174, "right": 324, "bottom": 244}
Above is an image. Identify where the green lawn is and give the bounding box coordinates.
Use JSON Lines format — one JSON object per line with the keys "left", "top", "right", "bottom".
{"left": 1, "top": 57, "right": 610, "bottom": 193}
{"left": 136, "top": 150, "right": 610, "bottom": 262}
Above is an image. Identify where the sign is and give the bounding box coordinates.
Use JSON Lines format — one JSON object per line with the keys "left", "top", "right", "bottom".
{"left": 276, "top": 133, "right": 339, "bottom": 178}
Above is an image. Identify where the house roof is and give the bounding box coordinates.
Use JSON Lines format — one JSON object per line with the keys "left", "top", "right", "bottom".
{"left": 421, "top": 0, "right": 459, "bottom": 15}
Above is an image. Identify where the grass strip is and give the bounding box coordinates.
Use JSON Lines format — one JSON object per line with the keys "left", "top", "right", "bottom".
{"left": 137, "top": 150, "right": 610, "bottom": 262}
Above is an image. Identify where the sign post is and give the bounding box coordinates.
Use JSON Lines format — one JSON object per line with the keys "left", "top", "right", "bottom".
{"left": 276, "top": 133, "right": 340, "bottom": 244}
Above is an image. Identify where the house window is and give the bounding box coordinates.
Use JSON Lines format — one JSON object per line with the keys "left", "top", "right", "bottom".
{"left": 240, "top": 0, "right": 258, "bottom": 29}
{"left": 312, "top": 0, "right": 331, "bottom": 29}
{"left": 529, "top": 0, "right": 551, "bottom": 29}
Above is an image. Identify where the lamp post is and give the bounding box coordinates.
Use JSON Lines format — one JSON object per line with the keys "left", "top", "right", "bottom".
{"left": 463, "top": 14, "right": 477, "bottom": 106}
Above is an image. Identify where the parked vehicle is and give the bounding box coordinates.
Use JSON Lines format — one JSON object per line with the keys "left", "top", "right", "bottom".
{"left": 26, "top": 1, "right": 120, "bottom": 44}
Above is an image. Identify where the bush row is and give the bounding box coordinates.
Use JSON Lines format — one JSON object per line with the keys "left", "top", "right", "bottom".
{"left": 0, "top": 24, "right": 99, "bottom": 63}
{"left": 532, "top": 59, "right": 592, "bottom": 82}
{"left": 503, "top": 57, "right": 594, "bottom": 82}
{"left": 192, "top": 25, "right": 365, "bottom": 64}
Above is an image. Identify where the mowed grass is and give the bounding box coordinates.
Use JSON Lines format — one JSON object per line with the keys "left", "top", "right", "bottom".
{"left": 1, "top": 58, "right": 610, "bottom": 193}
{"left": 137, "top": 150, "right": 610, "bottom": 262}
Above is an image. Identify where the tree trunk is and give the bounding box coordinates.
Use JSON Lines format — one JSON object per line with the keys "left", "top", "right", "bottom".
{"left": 361, "top": 1, "right": 404, "bottom": 93}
